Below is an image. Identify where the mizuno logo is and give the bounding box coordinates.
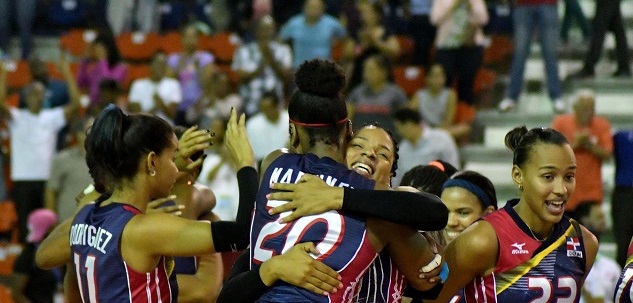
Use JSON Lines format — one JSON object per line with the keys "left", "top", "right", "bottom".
{"left": 511, "top": 242, "right": 529, "bottom": 255}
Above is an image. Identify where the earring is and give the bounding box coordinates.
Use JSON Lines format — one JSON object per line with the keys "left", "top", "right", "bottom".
{"left": 150, "top": 170, "right": 156, "bottom": 176}
{"left": 518, "top": 184, "right": 523, "bottom": 191}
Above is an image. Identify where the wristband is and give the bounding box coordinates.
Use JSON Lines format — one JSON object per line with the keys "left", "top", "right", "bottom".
{"left": 438, "top": 262, "right": 449, "bottom": 284}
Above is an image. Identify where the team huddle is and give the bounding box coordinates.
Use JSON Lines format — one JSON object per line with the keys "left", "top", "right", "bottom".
{"left": 33, "top": 59, "right": 633, "bottom": 303}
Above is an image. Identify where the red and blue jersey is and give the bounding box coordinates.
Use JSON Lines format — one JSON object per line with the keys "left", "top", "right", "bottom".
{"left": 251, "top": 153, "right": 378, "bottom": 303}
{"left": 353, "top": 250, "right": 405, "bottom": 303}
{"left": 70, "top": 202, "right": 178, "bottom": 302}
{"left": 614, "top": 241, "right": 633, "bottom": 303}
{"left": 464, "top": 199, "right": 587, "bottom": 303}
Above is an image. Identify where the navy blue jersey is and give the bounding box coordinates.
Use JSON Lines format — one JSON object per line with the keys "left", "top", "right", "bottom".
{"left": 70, "top": 202, "right": 178, "bottom": 302}
{"left": 251, "top": 153, "right": 378, "bottom": 303}
{"left": 465, "top": 200, "right": 587, "bottom": 303}
{"left": 173, "top": 256, "right": 198, "bottom": 275}
{"left": 614, "top": 242, "right": 633, "bottom": 303}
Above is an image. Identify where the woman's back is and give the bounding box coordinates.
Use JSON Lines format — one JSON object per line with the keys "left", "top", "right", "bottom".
{"left": 70, "top": 202, "right": 177, "bottom": 302}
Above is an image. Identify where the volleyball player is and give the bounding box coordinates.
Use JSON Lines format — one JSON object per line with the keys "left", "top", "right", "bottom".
{"left": 248, "top": 59, "right": 447, "bottom": 303}
{"left": 614, "top": 236, "right": 633, "bottom": 303}
{"left": 428, "top": 126, "right": 599, "bottom": 302}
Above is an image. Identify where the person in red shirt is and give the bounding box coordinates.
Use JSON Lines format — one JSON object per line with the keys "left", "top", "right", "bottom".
{"left": 551, "top": 89, "right": 613, "bottom": 213}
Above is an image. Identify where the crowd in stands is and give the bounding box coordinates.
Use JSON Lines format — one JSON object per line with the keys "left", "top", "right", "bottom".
{"left": 0, "top": 0, "right": 632, "bottom": 302}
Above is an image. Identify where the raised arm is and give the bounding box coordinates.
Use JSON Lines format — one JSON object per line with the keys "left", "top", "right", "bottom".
{"left": 0, "top": 63, "right": 11, "bottom": 119}
{"left": 58, "top": 51, "right": 81, "bottom": 121}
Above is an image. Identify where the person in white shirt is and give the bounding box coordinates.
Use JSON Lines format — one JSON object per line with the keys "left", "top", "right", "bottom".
{"left": 575, "top": 200, "right": 622, "bottom": 303}
{"left": 245, "top": 92, "right": 289, "bottom": 163}
{"left": 128, "top": 53, "right": 182, "bottom": 124}
{"left": 0, "top": 54, "right": 80, "bottom": 242}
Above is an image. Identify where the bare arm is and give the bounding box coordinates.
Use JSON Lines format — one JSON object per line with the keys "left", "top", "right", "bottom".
{"left": 36, "top": 217, "right": 73, "bottom": 269}
{"left": 468, "top": 0, "right": 489, "bottom": 26}
{"left": 580, "top": 225, "right": 599, "bottom": 283}
{"left": 440, "top": 90, "right": 458, "bottom": 129}
{"left": 0, "top": 63, "right": 11, "bottom": 119}
{"left": 430, "top": 0, "right": 461, "bottom": 25}
{"left": 59, "top": 51, "right": 81, "bottom": 120}
{"left": 176, "top": 253, "right": 224, "bottom": 303}
{"left": 427, "top": 221, "right": 498, "bottom": 303}
{"left": 64, "top": 263, "right": 83, "bottom": 303}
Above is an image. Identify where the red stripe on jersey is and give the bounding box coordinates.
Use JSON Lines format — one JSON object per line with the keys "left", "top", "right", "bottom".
{"left": 628, "top": 242, "right": 633, "bottom": 258}
{"left": 336, "top": 231, "right": 379, "bottom": 302}
{"left": 124, "top": 258, "right": 172, "bottom": 302}
{"left": 123, "top": 205, "right": 142, "bottom": 215}
{"left": 464, "top": 274, "right": 496, "bottom": 303}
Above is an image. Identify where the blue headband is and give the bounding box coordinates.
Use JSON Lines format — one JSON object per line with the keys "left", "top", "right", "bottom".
{"left": 442, "top": 179, "right": 495, "bottom": 209}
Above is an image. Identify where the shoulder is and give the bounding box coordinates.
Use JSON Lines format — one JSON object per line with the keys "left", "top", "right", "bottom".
{"left": 260, "top": 149, "right": 290, "bottom": 177}
{"left": 429, "top": 127, "right": 454, "bottom": 141}
{"left": 448, "top": 220, "right": 499, "bottom": 272}
{"left": 594, "top": 116, "right": 612, "bottom": 130}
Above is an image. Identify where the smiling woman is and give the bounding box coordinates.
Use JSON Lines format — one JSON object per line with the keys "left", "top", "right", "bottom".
{"left": 428, "top": 126, "right": 600, "bottom": 303}
{"left": 346, "top": 124, "right": 399, "bottom": 187}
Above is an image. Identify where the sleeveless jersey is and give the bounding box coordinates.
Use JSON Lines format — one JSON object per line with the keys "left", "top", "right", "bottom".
{"left": 614, "top": 241, "right": 633, "bottom": 303}
{"left": 251, "top": 153, "right": 378, "bottom": 303}
{"left": 464, "top": 200, "right": 587, "bottom": 303}
{"left": 70, "top": 202, "right": 178, "bottom": 302}
{"left": 353, "top": 250, "right": 406, "bottom": 303}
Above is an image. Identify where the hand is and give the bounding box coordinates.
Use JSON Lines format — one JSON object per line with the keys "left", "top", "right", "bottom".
{"left": 224, "top": 107, "right": 255, "bottom": 169}
{"left": 268, "top": 174, "right": 344, "bottom": 223}
{"left": 418, "top": 254, "right": 446, "bottom": 288}
{"left": 574, "top": 131, "right": 591, "bottom": 149}
{"left": 175, "top": 126, "right": 213, "bottom": 171}
{"left": 260, "top": 242, "right": 342, "bottom": 295}
{"left": 146, "top": 195, "right": 183, "bottom": 216}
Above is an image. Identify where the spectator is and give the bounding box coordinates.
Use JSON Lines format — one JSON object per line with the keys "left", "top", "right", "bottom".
{"left": 89, "top": 79, "right": 123, "bottom": 117}
{"left": 128, "top": 53, "right": 182, "bottom": 125}
{"left": 23, "top": 53, "right": 71, "bottom": 151}
{"left": 347, "top": 54, "right": 407, "bottom": 136}
{"left": 497, "top": 0, "right": 565, "bottom": 113}
{"left": 408, "top": 63, "right": 471, "bottom": 141}
{"left": 551, "top": 90, "right": 612, "bottom": 213}
{"left": 431, "top": 0, "right": 488, "bottom": 106}
{"left": 77, "top": 28, "right": 128, "bottom": 107}
{"left": 343, "top": 2, "right": 400, "bottom": 92}
{"left": 8, "top": 209, "right": 59, "bottom": 303}
{"left": 167, "top": 24, "right": 216, "bottom": 126}
{"left": 232, "top": 15, "right": 292, "bottom": 117}
{"left": 279, "top": 0, "right": 346, "bottom": 69}
{"left": 408, "top": 0, "right": 436, "bottom": 67}
{"left": 560, "top": 0, "right": 590, "bottom": 45}
{"left": 0, "top": 54, "right": 80, "bottom": 243}
{"left": 23, "top": 54, "right": 69, "bottom": 109}
{"left": 245, "top": 91, "right": 289, "bottom": 163}
{"left": 45, "top": 117, "right": 93, "bottom": 222}
{"left": 392, "top": 107, "right": 459, "bottom": 186}
{"left": 0, "top": 0, "right": 36, "bottom": 59}
{"left": 611, "top": 129, "right": 633, "bottom": 267}
{"left": 575, "top": 201, "right": 621, "bottom": 303}
{"left": 107, "top": 0, "right": 159, "bottom": 35}
{"left": 194, "top": 71, "right": 243, "bottom": 128}
{"left": 569, "top": 0, "right": 631, "bottom": 79}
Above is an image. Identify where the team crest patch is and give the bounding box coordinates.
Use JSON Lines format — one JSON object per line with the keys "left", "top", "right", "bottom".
{"left": 566, "top": 237, "right": 583, "bottom": 258}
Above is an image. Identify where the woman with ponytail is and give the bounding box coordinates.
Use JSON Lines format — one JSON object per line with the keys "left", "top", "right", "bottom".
{"left": 429, "top": 126, "right": 599, "bottom": 303}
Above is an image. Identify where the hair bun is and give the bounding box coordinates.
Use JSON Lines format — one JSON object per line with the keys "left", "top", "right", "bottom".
{"left": 504, "top": 125, "right": 529, "bottom": 151}
{"left": 294, "top": 59, "right": 345, "bottom": 98}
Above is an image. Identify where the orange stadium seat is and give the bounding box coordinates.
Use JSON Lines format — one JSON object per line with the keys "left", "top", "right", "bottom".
{"left": 331, "top": 40, "right": 344, "bottom": 63}
{"left": 117, "top": 32, "right": 161, "bottom": 61}
{"left": 59, "top": 29, "right": 98, "bottom": 57}
{"left": 5, "top": 60, "right": 31, "bottom": 89}
{"left": 454, "top": 102, "right": 477, "bottom": 124}
{"left": 0, "top": 285, "right": 13, "bottom": 303}
{"left": 159, "top": 31, "right": 184, "bottom": 54}
{"left": 483, "top": 35, "right": 514, "bottom": 66}
{"left": 122, "top": 64, "right": 150, "bottom": 91}
{"left": 392, "top": 65, "right": 425, "bottom": 97}
{"left": 205, "top": 32, "right": 241, "bottom": 64}
{"left": 473, "top": 68, "right": 497, "bottom": 95}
